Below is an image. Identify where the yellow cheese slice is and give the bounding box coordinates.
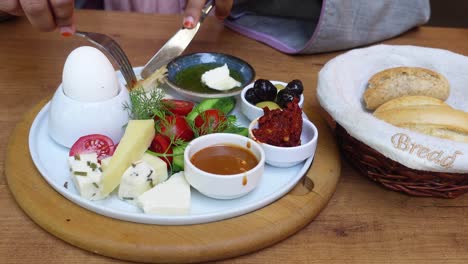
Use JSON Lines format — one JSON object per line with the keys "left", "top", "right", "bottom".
{"left": 100, "top": 119, "right": 155, "bottom": 197}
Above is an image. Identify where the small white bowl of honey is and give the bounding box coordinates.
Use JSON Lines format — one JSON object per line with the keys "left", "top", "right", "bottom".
{"left": 183, "top": 133, "right": 265, "bottom": 199}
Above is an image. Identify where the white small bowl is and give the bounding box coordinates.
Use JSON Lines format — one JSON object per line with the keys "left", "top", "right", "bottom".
{"left": 248, "top": 117, "right": 318, "bottom": 167}
{"left": 240, "top": 80, "right": 304, "bottom": 121}
{"left": 48, "top": 84, "right": 130, "bottom": 148}
{"left": 184, "top": 133, "right": 265, "bottom": 199}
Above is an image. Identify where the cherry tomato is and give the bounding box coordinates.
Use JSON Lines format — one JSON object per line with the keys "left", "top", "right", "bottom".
{"left": 194, "top": 109, "right": 227, "bottom": 135}
{"left": 160, "top": 115, "right": 195, "bottom": 141}
{"left": 69, "top": 134, "right": 116, "bottom": 161}
{"left": 149, "top": 134, "right": 173, "bottom": 167}
{"left": 162, "top": 99, "right": 195, "bottom": 116}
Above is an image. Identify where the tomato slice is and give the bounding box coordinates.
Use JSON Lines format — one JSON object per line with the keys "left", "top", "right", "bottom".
{"left": 159, "top": 115, "right": 195, "bottom": 142}
{"left": 194, "top": 109, "right": 227, "bottom": 135}
{"left": 162, "top": 99, "right": 195, "bottom": 116}
{"left": 69, "top": 134, "right": 116, "bottom": 161}
{"left": 149, "top": 134, "right": 173, "bottom": 167}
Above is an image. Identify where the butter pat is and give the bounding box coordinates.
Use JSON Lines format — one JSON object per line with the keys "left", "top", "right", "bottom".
{"left": 137, "top": 172, "right": 191, "bottom": 215}
{"left": 201, "top": 64, "right": 241, "bottom": 91}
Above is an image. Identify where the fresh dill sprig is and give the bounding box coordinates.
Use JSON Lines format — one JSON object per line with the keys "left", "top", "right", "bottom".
{"left": 123, "top": 86, "right": 166, "bottom": 120}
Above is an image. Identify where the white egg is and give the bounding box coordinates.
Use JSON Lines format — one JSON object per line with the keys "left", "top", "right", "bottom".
{"left": 62, "top": 46, "right": 119, "bottom": 102}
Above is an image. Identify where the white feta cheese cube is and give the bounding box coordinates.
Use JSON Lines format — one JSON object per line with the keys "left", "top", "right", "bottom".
{"left": 137, "top": 172, "right": 191, "bottom": 215}
{"left": 67, "top": 152, "right": 104, "bottom": 200}
{"left": 141, "top": 153, "right": 168, "bottom": 184}
{"left": 68, "top": 153, "right": 101, "bottom": 173}
{"left": 118, "top": 161, "right": 158, "bottom": 205}
{"left": 71, "top": 171, "right": 104, "bottom": 201}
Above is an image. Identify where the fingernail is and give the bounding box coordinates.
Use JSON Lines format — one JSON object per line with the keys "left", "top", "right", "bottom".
{"left": 60, "top": 26, "right": 75, "bottom": 37}
{"left": 216, "top": 15, "right": 226, "bottom": 21}
{"left": 183, "top": 16, "right": 194, "bottom": 28}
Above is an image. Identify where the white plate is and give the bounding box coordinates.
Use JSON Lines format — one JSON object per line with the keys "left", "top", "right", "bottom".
{"left": 28, "top": 67, "right": 313, "bottom": 225}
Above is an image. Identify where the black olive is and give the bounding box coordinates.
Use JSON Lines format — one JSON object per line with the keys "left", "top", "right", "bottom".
{"left": 285, "top": 79, "right": 304, "bottom": 97}
{"left": 276, "top": 89, "right": 295, "bottom": 108}
{"left": 244, "top": 88, "right": 262, "bottom": 105}
{"left": 253, "top": 79, "right": 277, "bottom": 101}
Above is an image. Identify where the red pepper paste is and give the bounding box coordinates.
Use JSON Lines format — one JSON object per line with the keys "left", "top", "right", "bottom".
{"left": 252, "top": 98, "right": 302, "bottom": 147}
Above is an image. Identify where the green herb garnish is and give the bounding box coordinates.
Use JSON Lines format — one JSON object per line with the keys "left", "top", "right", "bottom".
{"left": 87, "top": 161, "right": 98, "bottom": 171}
{"left": 73, "top": 171, "right": 87, "bottom": 176}
{"left": 147, "top": 178, "right": 155, "bottom": 188}
{"left": 123, "top": 86, "right": 166, "bottom": 120}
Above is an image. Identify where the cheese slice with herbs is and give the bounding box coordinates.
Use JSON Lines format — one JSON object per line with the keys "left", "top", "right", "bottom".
{"left": 100, "top": 119, "right": 155, "bottom": 197}
{"left": 141, "top": 153, "right": 168, "bottom": 184}
{"left": 68, "top": 153, "right": 104, "bottom": 200}
{"left": 118, "top": 161, "right": 158, "bottom": 204}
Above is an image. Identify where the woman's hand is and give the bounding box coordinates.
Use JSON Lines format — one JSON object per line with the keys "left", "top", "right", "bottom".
{"left": 183, "top": 0, "right": 233, "bottom": 28}
{"left": 0, "top": 0, "right": 75, "bottom": 35}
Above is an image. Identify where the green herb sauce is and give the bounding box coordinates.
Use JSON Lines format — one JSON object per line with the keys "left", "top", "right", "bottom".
{"left": 174, "top": 63, "right": 244, "bottom": 94}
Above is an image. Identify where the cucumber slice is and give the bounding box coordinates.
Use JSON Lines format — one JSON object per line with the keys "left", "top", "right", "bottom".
{"left": 171, "top": 145, "right": 186, "bottom": 173}
{"left": 187, "top": 97, "right": 236, "bottom": 121}
{"left": 223, "top": 126, "right": 249, "bottom": 137}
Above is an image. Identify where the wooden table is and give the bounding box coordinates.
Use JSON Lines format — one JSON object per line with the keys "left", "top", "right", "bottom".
{"left": 1, "top": 10, "right": 468, "bottom": 264}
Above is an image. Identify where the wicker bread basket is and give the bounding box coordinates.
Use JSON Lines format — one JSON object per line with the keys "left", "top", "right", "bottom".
{"left": 318, "top": 45, "right": 468, "bottom": 198}
{"left": 335, "top": 125, "right": 468, "bottom": 198}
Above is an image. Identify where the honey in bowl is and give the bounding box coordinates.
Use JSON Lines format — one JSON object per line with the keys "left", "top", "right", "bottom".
{"left": 190, "top": 144, "right": 258, "bottom": 175}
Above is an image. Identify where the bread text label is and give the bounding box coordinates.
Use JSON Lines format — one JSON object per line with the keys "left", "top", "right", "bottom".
{"left": 391, "top": 133, "right": 463, "bottom": 169}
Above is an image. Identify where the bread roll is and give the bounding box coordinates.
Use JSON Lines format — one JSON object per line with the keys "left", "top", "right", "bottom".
{"left": 364, "top": 67, "right": 450, "bottom": 110}
{"left": 374, "top": 96, "right": 468, "bottom": 143}
{"left": 373, "top": 95, "right": 450, "bottom": 115}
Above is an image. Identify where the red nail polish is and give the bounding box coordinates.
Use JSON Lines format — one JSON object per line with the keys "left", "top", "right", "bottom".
{"left": 184, "top": 21, "right": 194, "bottom": 28}
{"left": 61, "top": 31, "right": 72, "bottom": 37}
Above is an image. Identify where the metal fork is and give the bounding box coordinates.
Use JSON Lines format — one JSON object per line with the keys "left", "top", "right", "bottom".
{"left": 75, "top": 30, "right": 137, "bottom": 88}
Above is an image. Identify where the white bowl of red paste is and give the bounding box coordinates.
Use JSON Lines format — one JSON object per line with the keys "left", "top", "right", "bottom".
{"left": 248, "top": 115, "right": 318, "bottom": 168}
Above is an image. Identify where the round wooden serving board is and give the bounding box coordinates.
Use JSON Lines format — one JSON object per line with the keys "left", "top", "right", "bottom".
{"left": 5, "top": 98, "right": 341, "bottom": 263}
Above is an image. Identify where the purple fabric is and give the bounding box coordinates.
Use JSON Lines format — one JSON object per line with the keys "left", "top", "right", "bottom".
{"left": 225, "top": 0, "right": 430, "bottom": 54}
{"left": 298, "top": 0, "right": 327, "bottom": 54}
{"left": 224, "top": 19, "right": 297, "bottom": 54}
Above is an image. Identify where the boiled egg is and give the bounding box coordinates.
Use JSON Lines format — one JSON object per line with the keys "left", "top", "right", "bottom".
{"left": 62, "top": 46, "right": 119, "bottom": 102}
{"left": 48, "top": 46, "right": 130, "bottom": 148}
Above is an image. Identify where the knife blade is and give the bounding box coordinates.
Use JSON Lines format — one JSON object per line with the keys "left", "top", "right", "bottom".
{"left": 140, "top": 0, "right": 214, "bottom": 79}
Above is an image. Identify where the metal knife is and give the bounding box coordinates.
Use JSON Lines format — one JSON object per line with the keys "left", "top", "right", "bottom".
{"left": 140, "top": 0, "right": 214, "bottom": 79}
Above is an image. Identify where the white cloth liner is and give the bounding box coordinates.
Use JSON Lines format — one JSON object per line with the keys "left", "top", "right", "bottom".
{"left": 317, "top": 44, "right": 468, "bottom": 173}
